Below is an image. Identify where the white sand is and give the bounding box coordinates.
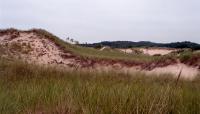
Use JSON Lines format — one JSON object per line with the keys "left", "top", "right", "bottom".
{"left": 119, "top": 48, "right": 176, "bottom": 56}
{"left": 119, "top": 49, "right": 133, "bottom": 53}
{"left": 145, "top": 63, "right": 199, "bottom": 80}
{"left": 0, "top": 32, "right": 76, "bottom": 68}
{"left": 140, "top": 48, "right": 175, "bottom": 56}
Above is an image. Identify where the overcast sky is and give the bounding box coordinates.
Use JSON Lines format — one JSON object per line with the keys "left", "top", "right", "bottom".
{"left": 0, "top": 0, "right": 200, "bottom": 43}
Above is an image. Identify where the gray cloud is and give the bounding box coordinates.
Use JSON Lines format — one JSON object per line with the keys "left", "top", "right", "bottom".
{"left": 0, "top": 0, "right": 200, "bottom": 43}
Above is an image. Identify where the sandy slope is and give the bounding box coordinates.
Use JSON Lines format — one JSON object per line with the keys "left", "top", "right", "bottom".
{"left": 146, "top": 63, "right": 198, "bottom": 80}
{"left": 0, "top": 32, "right": 77, "bottom": 68}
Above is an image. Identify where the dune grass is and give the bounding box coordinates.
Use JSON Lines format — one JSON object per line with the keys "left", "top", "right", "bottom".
{"left": 0, "top": 58, "right": 199, "bottom": 114}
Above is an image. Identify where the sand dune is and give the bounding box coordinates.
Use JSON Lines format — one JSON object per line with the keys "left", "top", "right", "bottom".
{"left": 0, "top": 29, "right": 199, "bottom": 80}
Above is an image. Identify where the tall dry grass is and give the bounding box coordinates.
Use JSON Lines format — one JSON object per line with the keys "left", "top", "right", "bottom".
{"left": 0, "top": 59, "right": 199, "bottom": 114}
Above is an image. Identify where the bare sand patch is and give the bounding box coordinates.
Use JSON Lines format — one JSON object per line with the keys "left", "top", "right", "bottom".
{"left": 145, "top": 63, "right": 199, "bottom": 80}
{"left": 100, "top": 46, "right": 110, "bottom": 51}
{"left": 119, "top": 49, "right": 133, "bottom": 53}
{"left": 139, "top": 48, "right": 175, "bottom": 56}
{"left": 119, "top": 48, "right": 176, "bottom": 56}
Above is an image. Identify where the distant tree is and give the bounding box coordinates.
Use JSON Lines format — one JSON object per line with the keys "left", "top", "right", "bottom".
{"left": 81, "top": 41, "right": 200, "bottom": 50}
{"left": 70, "top": 39, "right": 74, "bottom": 43}
{"left": 75, "top": 41, "right": 79, "bottom": 44}
{"left": 66, "top": 37, "right": 70, "bottom": 42}
{"left": 128, "top": 45, "right": 133, "bottom": 48}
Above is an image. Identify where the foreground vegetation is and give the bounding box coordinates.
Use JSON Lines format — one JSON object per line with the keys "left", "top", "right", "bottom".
{"left": 0, "top": 58, "right": 199, "bottom": 114}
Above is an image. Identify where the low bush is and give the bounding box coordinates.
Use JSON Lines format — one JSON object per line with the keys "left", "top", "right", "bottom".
{"left": 179, "top": 51, "right": 193, "bottom": 62}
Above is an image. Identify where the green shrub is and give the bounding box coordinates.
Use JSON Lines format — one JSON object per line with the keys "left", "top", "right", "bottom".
{"left": 179, "top": 51, "right": 192, "bottom": 62}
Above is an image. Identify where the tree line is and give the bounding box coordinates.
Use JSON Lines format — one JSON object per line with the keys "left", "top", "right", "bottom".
{"left": 80, "top": 41, "right": 200, "bottom": 50}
